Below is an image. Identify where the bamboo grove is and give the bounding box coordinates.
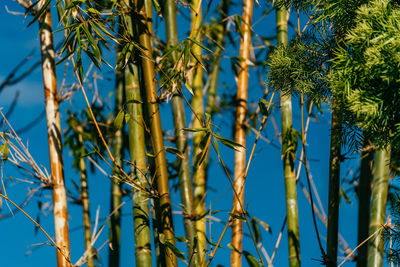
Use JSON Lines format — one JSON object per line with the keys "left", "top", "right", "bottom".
{"left": 2, "top": 0, "right": 400, "bottom": 266}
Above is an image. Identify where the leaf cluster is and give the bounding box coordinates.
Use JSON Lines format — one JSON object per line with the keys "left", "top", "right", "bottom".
{"left": 266, "top": 32, "right": 330, "bottom": 104}
{"left": 330, "top": 0, "right": 400, "bottom": 151}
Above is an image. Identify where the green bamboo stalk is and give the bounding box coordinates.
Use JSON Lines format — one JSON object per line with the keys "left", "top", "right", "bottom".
{"left": 163, "top": 0, "right": 199, "bottom": 265}
{"left": 139, "top": 63, "right": 165, "bottom": 267}
{"left": 276, "top": 6, "right": 301, "bottom": 267}
{"left": 367, "top": 147, "right": 390, "bottom": 267}
{"left": 190, "top": 0, "right": 207, "bottom": 261}
{"left": 357, "top": 137, "right": 373, "bottom": 267}
{"left": 134, "top": 0, "right": 177, "bottom": 265}
{"left": 77, "top": 127, "right": 94, "bottom": 267}
{"left": 203, "top": 0, "right": 230, "bottom": 199}
{"left": 326, "top": 101, "right": 341, "bottom": 267}
{"left": 120, "top": 3, "right": 153, "bottom": 264}
{"left": 38, "top": 3, "right": 71, "bottom": 266}
{"left": 109, "top": 38, "right": 124, "bottom": 267}
{"left": 125, "top": 61, "right": 153, "bottom": 266}
{"left": 205, "top": 26, "right": 224, "bottom": 119}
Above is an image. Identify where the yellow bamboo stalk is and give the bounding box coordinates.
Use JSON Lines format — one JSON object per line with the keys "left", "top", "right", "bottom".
{"left": 231, "top": 0, "right": 253, "bottom": 266}
{"left": 38, "top": 3, "right": 71, "bottom": 267}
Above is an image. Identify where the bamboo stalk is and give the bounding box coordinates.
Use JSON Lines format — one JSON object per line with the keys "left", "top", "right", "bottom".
{"left": 367, "top": 147, "right": 390, "bottom": 267}
{"left": 231, "top": 0, "right": 253, "bottom": 266}
{"left": 125, "top": 61, "right": 153, "bottom": 266}
{"left": 38, "top": 4, "right": 71, "bottom": 267}
{"left": 140, "top": 66, "right": 165, "bottom": 267}
{"left": 134, "top": 0, "right": 177, "bottom": 265}
{"left": 77, "top": 127, "right": 94, "bottom": 267}
{"left": 276, "top": 6, "right": 301, "bottom": 267}
{"left": 163, "top": 0, "right": 199, "bottom": 264}
{"left": 121, "top": 3, "right": 153, "bottom": 264}
{"left": 108, "top": 36, "right": 124, "bottom": 267}
{"left": 357, "top": 137, "right": 373, "bottom": 267}
{"left": 190, "top": 0, "right": 207, "bottom": 260}
{"left": 327, "top": 101, "right": 341, "bottom": 267}
{"left": 204, "top": 0, "right": 230, "bottom": 178}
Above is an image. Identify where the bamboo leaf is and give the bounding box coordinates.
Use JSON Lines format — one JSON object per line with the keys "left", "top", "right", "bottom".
{"left": 0, "top": 143, "right": 9, "bottom": 162}
{"left": 189, "top": 47, "right": 206, "bottom": 70}
{"left": 151, "top": 0, "right": 162, "bottom": 17}
{"left": 213, "top": 133, "right": 243, "bottom": 150}
{"left": 166, "top": 147, "right": 184, "bottom": 159}
{"left": 81, "top": 24, "right": 101, "bottom": 64}
{"left": 253, "top": 217, "right": 272, "bottom": 233}
{"left": 340, "top": 187, "right": 351, "bottom": 204}
{"left": 228, "top": 243, "right": 241, "bottom": 253}
{"left": 195, "top": 208, "right": 210, "bottom": 221}
{"left": 243, "top": 251, "right": 261, "bottom": 267}
{"left": 113, "top": 109, "right": 124, "bottom": 129}
{"left": 183, "top": 128, "right": 209, "bottom": 132}
{"left": 229, "top": 212, "right": 245, "bottom": 220}
{"left": 124, "top": 114, "right": 131, "bottom": 123}
{"left": 258, "top": 100, "right": 269, "bottom": 117}
{"left": 88, "top": 8, "right": 101, "bottom": 14}
{"left": 27, "top": 0, "right": 51, "bottom": 27}
{"left": 187, "top": 37, "right": 213, "bottom": 53}
{"left": 165, "top": 241, "right": 187, "bottom": 262}
{"left": 205, "top": 235, "right": 223, "bottom": 248}
{"left": 251, "top": 217, "right": 262, "bottom": 243}
{"left": 173, "top": 236, "right": 188, "bottom": 242}
{"left": 159, "top": 233, "right": 166, "bottom": 244}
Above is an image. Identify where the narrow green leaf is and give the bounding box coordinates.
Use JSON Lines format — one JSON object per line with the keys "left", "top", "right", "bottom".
{"left": 243, "top": 251, "right": 261, "bottom": 267}
{"left": 166, "top": 147, "right": 184, "bottom": 159}
{"left": 187, "top": 37, "right": 213, "bottom": 53}
{"left": 205, "top": 235, "right": 223, "bottom": 248}
{"left": 253, "top": 217, "right": 272, "bottom": 233}
{"left": 165, "top": 241, "right": 186, "bottom": 262}
{"left": 213, "top": 133, "right": 243, "bottom": 150}
{"left": 124, "top": 114, "right": 131, "bottom": 123}
{"left": 340, "top": 187, "right": 351, "bottom": 204}
{"left": 173, "top": 236, "right": 188, "bottom": 242}
{"left": 151, "top": 0, "right": 162, "bottom": 16}
{"left": 0, "top": 143, "right": 9, "bottom": 162}
{"left": 88, "top": 8, "right": 101, "bottom": 14}
{"left": 114, "top": 109, "right": 124, "bottom": 129}
{"left": 183, "top": 128, "right": 208, "bottom": 132}
{"left": 258, "top": 100, "right": 269, "bottom": 116}
{"left": 27, "top": 0, "right": 51, "bottom": 28}
{"left": 189, "top": 47, "right": 206, "bottom": 70}
{"left": 229, "top": 212, "right": 245, "bottom": 221}
{"left": 228, "top": 243, "right": 241, "bottom": 253}
{"left": 251, "top": 218, "right": 262, "bottom": 243}
{"left": 159, "top": 233, "right": 166, "bottom": 244}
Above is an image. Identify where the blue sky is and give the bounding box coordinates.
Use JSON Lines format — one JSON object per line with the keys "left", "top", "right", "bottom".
{"left": 0, "top": 0, "right": 368, "bottom": 266}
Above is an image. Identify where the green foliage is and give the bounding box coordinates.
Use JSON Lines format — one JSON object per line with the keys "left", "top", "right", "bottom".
{"left": 266, "top": 32, "right": 330, "bottom": 105}
{"left": 64, "top": 106, "right": 108, "bottom": 171}
{"left": 330, "top": 0, "right": 400, "bottom": 151}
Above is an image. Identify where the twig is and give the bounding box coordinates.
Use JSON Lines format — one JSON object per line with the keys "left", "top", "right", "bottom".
{"left": 0, "top": 193, "right": 72, "bottom": 265}
{"left": 337, "top": 225, "right": 386, "bottom": 267}
{"left": 268, "top": 217, "right": 287, "bottom": 267}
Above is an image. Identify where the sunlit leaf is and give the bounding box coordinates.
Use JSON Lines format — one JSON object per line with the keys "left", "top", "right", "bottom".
{"left": 165, "top": 241, "right": 186, "bottom": 262}
{"left": 114, "top": 109, "right": 124, "bottom": 129}
{"left": 243, "top": 251, "right": 261, "bottom": 267}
